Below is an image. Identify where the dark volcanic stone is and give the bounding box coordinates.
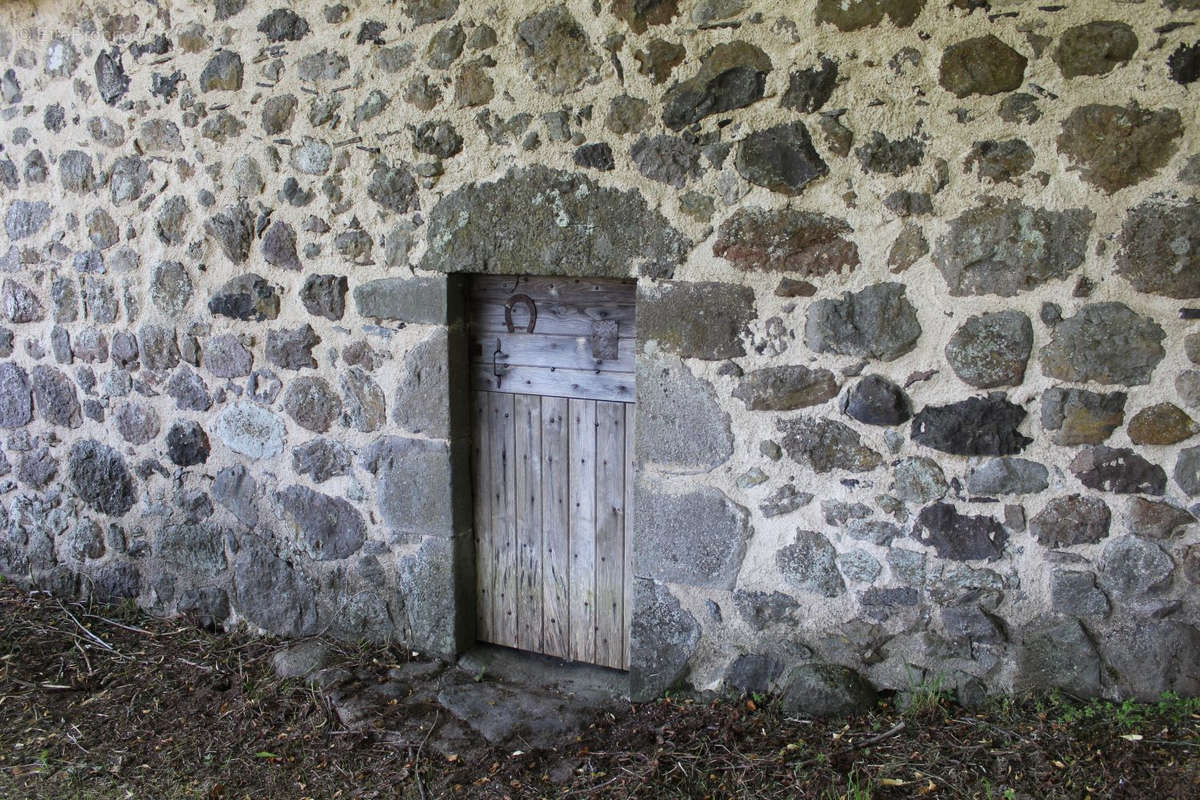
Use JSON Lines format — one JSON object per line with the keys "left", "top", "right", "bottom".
{"left": 209, "top": 274, "right": 280, "bottom": 322}
{"left": 630, "top": 135, "right": 702, "bottom": 188}
{"left": 1128, "top": 498, "right": 1194, "bottom": 539}
{"left": 1128, "top": 403, "right": 1197, "bottom": 446}
{"left": 572, "top": 142, "right": 615, "bottom": 171}
{"left": 166, "top": 421, "right": 210, "bottom": 467}
{"left": 634, "top": 39, "right": 684, "bottom": 84}
{"left": 300, "top": 274, "right": 348, "bottom": 321}
{"left": 68, "top": 440, "right": 135, "bottom": 516}
{"left": 1070, "top": 446, "right": 1167, "bottom": 495}
{"left": 814, "top": 0, "right": 924, "bottom": 31}
{"left": 613, "top": 0, "right": 679, "bottom": 33}
{"left": 1039, "top": 303, "right": 1164, "bottom": 386}
{"left": 805, "top": 283, "right": 921, "bottom": 361}
{"left": 713, "top": 207, "right": 859, "bottom": 276}
{"left": 293, "top": 438, "right": 352, "bottom": 483}
{"left": 258, "top": 8, "right": 310, "bottom": 42}
{"left": 205, "top": 201, "right": 255, "bottom": 264}
{"left": 1116, "top": 198, "right": 1200, "bottom": 299}
{"left": 910, "top": 395, "right": 1031, "bottom": 456}
{"left": 1057, "top": 104, "right": 1182, "bottom": 194}
{"left": 854, "top": 131, "right": 924, "bottom": 176}
{"left": 733, "top": 590, "right": 799, "bottom": 631}
{"left": 366, "top": 159, "right": 418, "bottom": 213}
{"left": 932, "top": 201, "right": 1093, "bottom": 296}
{"left": 261, "top": 220, "right": 301, "bottom": 271}
{"left": 1053, "top": 21, "right": 1137, "bottom": 78}
{"left": 914, "top": 502, "right": 1008, "bottom": 561}
{"left": 422, "top": 165, "right": 689, "bottom": 279}
{"left": 733, "top": 365, "right": 838, "bottom": 411}
{"left": 514, "top": 6, "right": 602, "bottom": 96}
{"left": 725, "top": 654, "right": 786, "bottom": 694}
{"left": 414, "top": 120, "right": 463, "bottom": 159}
{"left": 0, "top": 363, "right": 32, "bottom": 428}
{"left": 841, "top": 375, "right": 911, "bottom": 426}
{"left": 266, "top": 324, "right": 320, "bottom": 371}
{"left": 781, "top": 55, "right": 837, "bottom": 112}
{"left": 778, "top": 417, "right": 882, "bottom": 474}
{"left": 1029, "top": 494, "right": 1110, "bottom": 547}
{"left": 284, "top": 376, "right": 342, "bottom": 433}
{"left": 32, "top": 365, "right": 81, "bottom": 428}
{"left": 1169, "top": 42, "right": 1200, "bottom": 85}
{"left": 964, "top": 138, "right": 1034, "bottom": 184}
{"left": 94, "top": 48, "right": 129, "bottom": 105}
{"left": 199, "top": 50, "right": 243, "bottom": 91}
{"left": 778, "top": 663, "right": 876, "bottom": 717}
{"left": 1041, "top": 387, "right": 1126, "bottom": 446}
{"left": 662, "top": 41, "right": 771, "bottom": 130}
{"left": 735, "top": 121, "right": 827, "bottom": 195}
{"left": 944, "top": 311, "right": 1033, "bottom": 388}
{"left": 939, "top": 35, "right": 1027, "bottom": 97}
{"left": 776, "top": 530, "right": 844, "bottom": 597}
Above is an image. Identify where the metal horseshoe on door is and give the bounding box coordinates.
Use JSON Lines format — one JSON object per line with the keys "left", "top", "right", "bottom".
{"left": 504, "top": 294, "right": 537, "bottom": 333}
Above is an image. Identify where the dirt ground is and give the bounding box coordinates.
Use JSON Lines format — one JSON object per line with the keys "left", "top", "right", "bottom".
{"left": 0, "top": 580, "right": 1196, "bottom": 799}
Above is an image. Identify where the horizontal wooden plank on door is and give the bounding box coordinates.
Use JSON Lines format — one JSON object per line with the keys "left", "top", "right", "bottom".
{"left": 469, "top": 333, "right": 635, "bottom": 375}
{"left": 470, "top": 275, "right": 637, "bottom": 307}
{"left": 470, "top": 363, "right": 635, "bottom": 403}
{"left": 469, "top": 302, "right": 635, "bottom": 339}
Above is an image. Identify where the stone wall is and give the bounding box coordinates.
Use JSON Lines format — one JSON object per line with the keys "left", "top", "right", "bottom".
{"left": 0, "top": 0, "right": 1196, "bottom": 705}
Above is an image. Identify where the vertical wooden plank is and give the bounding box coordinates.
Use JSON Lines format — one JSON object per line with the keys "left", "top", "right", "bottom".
{"left": 514, "top": 394, "right": 544, "bottom": 653}
{"left": 568, "top": 398, "right": 597, "bottom": 663}
{"left": 472, "top": 391, "right": 493, "bottom": 643}
{"left": 541, "top": 396, "right": 571, "bottom": 660}
{"left": 623, "top": 402, "right": 634, "bottom": 671}
{"left": 489, "top": 392, "right": 519, "bottom": 648}
{"left": 594, "top": 401, "right": 626, "bottom": 669}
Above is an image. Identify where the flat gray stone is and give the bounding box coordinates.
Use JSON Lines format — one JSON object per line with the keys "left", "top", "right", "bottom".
{"left": 966, "top": 458, "right": 1048, "bottom": 496}
{"left": 638, "top": 280, "right": 755, "bottom": 360}
{"left": 636, "top": 354, "right": 733, "bottom": 473}
{"left": 630, "top": 579, "right": 699, "bottom": 701}
{"left": 1099, "top": 535, "right": 1174, "bottom": 599}
{"left": 362, "top": 436, "right": 453, "bottom": 536}
{"left": 276, "top": 485, "right": 366, "bottom": 561}
{"left": 393, "top": 329, "right": 448, "bottom": 437}
{"left": 353, "top": 277, "right": 447, "bottom": 324}
{"left": 805, "top": 282, "right": 921, "bottom": 361}
{"left": 636, "top": 483, "right": 750, "bottom": 590}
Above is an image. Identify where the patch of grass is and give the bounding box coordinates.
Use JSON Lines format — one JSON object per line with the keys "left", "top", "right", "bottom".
{"left": 900, "top": 668, "right": 952, "bottom": 720}
{"left": 822, "top": 767, "right": 873, "bottom": 799}
{"left": 1049, "top": 690, "right": 1200, "bottom": 733}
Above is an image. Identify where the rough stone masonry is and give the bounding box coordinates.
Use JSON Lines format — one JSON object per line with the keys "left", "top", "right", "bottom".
{"left": 0, "top": 0, "right": 1197, "bottom": 709}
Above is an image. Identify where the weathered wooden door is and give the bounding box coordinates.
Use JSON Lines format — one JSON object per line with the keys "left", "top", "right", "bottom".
{"left": 468, "top": 275, "right": 634, "bottom": 670}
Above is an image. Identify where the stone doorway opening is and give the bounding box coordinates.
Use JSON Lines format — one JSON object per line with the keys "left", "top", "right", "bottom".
{"left": 464, "top": 275, "right": 636, "bottom": 671}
